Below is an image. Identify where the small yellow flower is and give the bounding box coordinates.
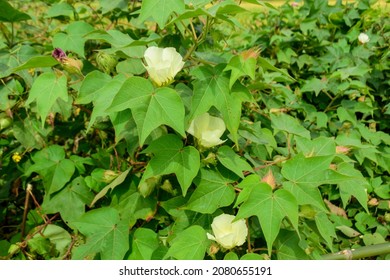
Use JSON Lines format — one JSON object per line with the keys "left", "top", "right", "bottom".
{"left": 12, "top": 152, "right": 22, "bottom": 163}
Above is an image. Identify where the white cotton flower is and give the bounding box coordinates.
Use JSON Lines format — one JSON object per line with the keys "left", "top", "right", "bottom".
{"left": 187, "top": 113, "right": 226, "bottom": 148}
{"left": 143, "top": 46, "right": 184, "bottom": 87}
{"left": 358, "top": 33, "right": 370, "bottom": 44}
{"left": 207, "top": 214, "right": 248, "bottom": 250}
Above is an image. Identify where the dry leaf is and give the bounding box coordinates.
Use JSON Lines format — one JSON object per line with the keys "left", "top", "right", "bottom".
{"left": 324, "top": 199, "right": 347, "bottom": 218}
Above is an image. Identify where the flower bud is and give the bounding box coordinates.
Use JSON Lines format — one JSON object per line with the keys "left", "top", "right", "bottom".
{"left": 208, "top": 243, "right": 220, "bottom": 256}
{"left": 160, "top": 179, "right": 173, "bottom": 194}
{"left": 385, "top": 213, "right": 390, "bottom": 223}
{"left": 336, "top": 145, "right": 351, "bottom": 155}
{"left": 143, "top": 46, "right": 184, "bottom": 87}
{"left": 96, "top": 52, "right": 118, "bottom": 74}
{"left": 241, "top": 47, "right": 260, "bottom": 61}
{"left": 138, "top": 175, "right": 161, "bottom": 197}
{"left": 62, "top": 57, "right": 83, "bottom": 75}
{"left": 0, "top": 116, "right": 12, "bottom": 131}
{"left": 103, "top": 170, "right": 119, "bottom": 183}
{"left": 201, "top": 152, "right": 217, "bottom": 167}
{"left": 261, "top": 169, "right": 276, "bottom": 190}
{"left": 52, "top": 48, "right": 83, "bottom": 75}
{"left": 206, "top": 213, "right": 248, "bottom": 250}
{"left": 52, "top": 48, "right": 67, "bottom": 62}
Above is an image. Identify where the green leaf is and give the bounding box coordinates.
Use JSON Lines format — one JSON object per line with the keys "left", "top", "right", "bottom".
{"left": 13, "top": 118, "right": 47, "bottom": 150}
{"left": 271, "top": 113, "right": 310, "bottom": 139}
{"left": 217, "top": 146, "right": 252, "bottom": 178}
{"left": 128, "top": 228, "right": 159, "bottom": 260}
{"left": 315, "top": 212, "right": 337, "bottom": 250}
{"left": 30, "top": 224, "right": 72, "bottom": 258}
{"left": 26, "top": 145, "right": 75, "bottom": 194}
{"left": 42, "top": 177, "right": 94, "bottom": 225}
{"left": 240, "top": 253, "right": 265, "bottom": 260}
{"left": 281, "top": 153, "right": 334, "bottom": 210}
{"left": 301, "top": 77, "right": 328, "bottom": 96}
{"left": 165, "top": 225, "right": 208, "bottom": 260}
{"left": 90, "top": 168, "right": 131, "bottom": 207}
{"left": 188, "top": 65, "right": 229, "bottom": 121}
{"left": 111, "top": 179, "right": 158, "bottom": 228}
{"left": 258, "top": 57, "right": 295, "bottom": 82}
{"left": 283, "top": 181, "right": 326, "bottom": 211}
{"left": 99, "top": 0, "right": 128, "bottom": 14}
{"left": 207, "top": 0, "right": 247, "bottom": 17}
{"left": 88, "top": 74, "right": 127, "bottom": 131}
{"left": 224, "top": 55, "right": 256, "bottom": 88}
{"left": 185, "top": 168, "right": 235, "bottom": 214}
{"left": 235, "top": 175, "right": 298, "bottom": 255}
{"left": 325, "top": 162, "right": 369, "bottom": 212}
{"left": 214, "top": 85, "right": 242, "bottom": 146}
{"left": 45, "top": 2, "right": 74, "bottom": 18}
{"left": 76, "top": 70, "right": 112, "bottom": 104}
{"left": 108, "top": 77, "right": 186, "bottom": 146}
{"left": 26, "top": 72, "right": 68, "bottom": 127}
{"left": 295, "top": 136, "right": 336, "bottom": 156}
{"left": 0, "top": 0, "right": 31, "bottom": 22}
{"left": 72, "top": 207, "right": 129, "bottom": 260}
{"left": 224, "top": 251, "right": 239, "bottom": 260}
{"left": 276, "top": 230, "right": 310, "bottom": 260}
{"left": 84, "top": 29, "right": 134, "bottom": 48}
{"left": 139, "top": 0, "right": 185, "bottom": 28}
{"left": 12, "top": 56, "right": 58, "bottom": 73}
{"left": 52, "top": 21, "right": 94, "bottom": 58}
{"left": 110, "top": 109, "right": 138, "bottom": 147}
{"left": 281, "top": 153, "right": 334, "bottom": 188}
{"left": 141, "top": 134, "right": 200, "bottom": 196}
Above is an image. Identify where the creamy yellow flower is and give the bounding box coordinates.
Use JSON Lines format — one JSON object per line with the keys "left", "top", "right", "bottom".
{"left": 207, "top": 214, "right": 248, "bottom": 249}
{"left": 143, "top": 46, "right": 184, "bottom": 86}
{"left": 358, "top": 33, "right": 369, "bottom": 44}
{"left": 187, "top": 113, "right": 226, "bottom": 148}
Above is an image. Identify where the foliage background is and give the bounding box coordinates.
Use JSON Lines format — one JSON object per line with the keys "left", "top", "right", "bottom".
{"left": 0, "top": 0, "right": 389, "bottom": 260}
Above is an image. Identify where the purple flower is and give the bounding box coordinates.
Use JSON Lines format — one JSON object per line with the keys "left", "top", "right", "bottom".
{"left": 52, "top": 48, "right": 67, "bottom": 62}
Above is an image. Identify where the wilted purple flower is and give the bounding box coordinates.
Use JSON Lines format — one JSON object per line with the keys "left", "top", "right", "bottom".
{"left": 52, "top": 48, "right": 67, "bottom": 62}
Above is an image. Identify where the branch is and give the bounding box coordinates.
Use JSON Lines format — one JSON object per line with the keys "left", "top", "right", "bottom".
{"left": 321, "top": 243, "right": 390, "bottom": 260}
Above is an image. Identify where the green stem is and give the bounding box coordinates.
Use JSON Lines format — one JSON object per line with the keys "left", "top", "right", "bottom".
{"left": 183, "top": 16, "right": 213, "bottom": 61}
{"left": 321, "top": 243, "right": 390, "bottom": 260}
{"left": 10, "top": 22, "right": 15, "bottom": 47}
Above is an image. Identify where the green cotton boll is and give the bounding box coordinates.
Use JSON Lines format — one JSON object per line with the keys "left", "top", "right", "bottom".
{"left": 160, "top": 179, "right": 173, "bottom": 194}
{"left": 103, "top": 170, "right": 119, "bottom": 183}
{"left": 96, "top": 52, "right": 118, "bottom": 74}
{"left": 0, "top": 116, "right": 12, "bottom": 131}
{"left": 138, "top": 176, "right": 161, "bottom": 197}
